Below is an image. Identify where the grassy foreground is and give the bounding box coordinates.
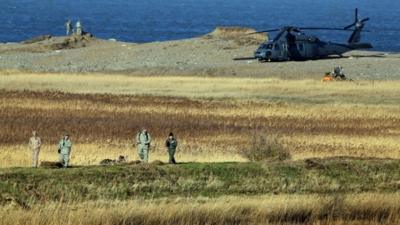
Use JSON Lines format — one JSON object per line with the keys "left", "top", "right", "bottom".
{"left": 1, "top": 159, "right": 400, "bottom": 205}
{"left": 2, "top": 194, "right": 400, "bottom": 225}
{"left": 1, "top": 160, "right": 400, "bottom": 225}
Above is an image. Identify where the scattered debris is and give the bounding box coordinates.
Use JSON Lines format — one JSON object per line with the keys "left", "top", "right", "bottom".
{"left": 50, "top": 33, "right": 94, "bottom": 50}
{"left": 40, "top": 161, "right": 63, "bottom": 168}
{"left": 100, "top": 155, "right": 128, "bottom": 165}
{"left": 150, "top": 160, "right": 165, "bottom": 165}
{"left": 321, "top": 66, "right": 351, "bottom": 82}
{"left": 305, "top": 158, "right": 327, "bottom": 170}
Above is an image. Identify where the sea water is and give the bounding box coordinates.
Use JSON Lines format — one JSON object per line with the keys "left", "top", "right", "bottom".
{"left": 0, "top": 0, "right": 399, "bottom": 52}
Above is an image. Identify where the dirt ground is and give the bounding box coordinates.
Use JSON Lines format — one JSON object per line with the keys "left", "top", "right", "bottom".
{"left": 0, "top": 27, "right": 399, "bottom": 80}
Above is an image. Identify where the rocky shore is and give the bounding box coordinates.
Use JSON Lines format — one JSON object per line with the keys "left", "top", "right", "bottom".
{"left": 0, "top": 27, "right": 399, "bottom": 80}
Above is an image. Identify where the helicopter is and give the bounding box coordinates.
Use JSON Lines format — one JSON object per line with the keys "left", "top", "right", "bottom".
{"left": 250, "top": 8, "right": 372, "bottom": 62}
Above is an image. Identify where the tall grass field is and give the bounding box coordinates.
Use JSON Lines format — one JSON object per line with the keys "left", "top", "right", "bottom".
{"left": 0, "top": 72, "right": 399, "bottom": 224}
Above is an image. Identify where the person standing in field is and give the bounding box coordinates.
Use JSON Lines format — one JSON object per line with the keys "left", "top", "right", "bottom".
{"left": 165, "top": 132, "right": 178, "bottom": 164}
{"left": 136, "top": 128, "right": 152, "bottom": 163}
{"left": 29, "top": 130, "right": 42, "bottom": 167}
{"left": 65, "top": 19, "right": 73, "bottom": 35}
{"left": 58, "top": 133, "right": 72, "bottom": 168}
{"left": 75, "top": 20, "right": 82, "bottom": 36}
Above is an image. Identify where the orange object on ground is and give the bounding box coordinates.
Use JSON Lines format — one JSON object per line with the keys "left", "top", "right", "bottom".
{"left": 321, "top": 74, "right": 334, "bottom": 82}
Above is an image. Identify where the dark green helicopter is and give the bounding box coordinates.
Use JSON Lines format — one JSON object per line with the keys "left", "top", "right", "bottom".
{"left": 251, "top": 9, "right": 372, "bottom": 61}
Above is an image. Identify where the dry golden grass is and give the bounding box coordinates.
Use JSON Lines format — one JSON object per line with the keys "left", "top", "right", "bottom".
{"left": 0, "top": 73, "right": 399, "bottom": 166}
{"left": 0, "top": 73, "right": 399, "bottom": 225}
{"left": 0, "top": 73, "right": 399, "bottom": 104}
{"left": 0, "top": 144, "right": 246, "bottom": 168}
{"left": 1, "top": 193, "right": 400, "bottom": 225}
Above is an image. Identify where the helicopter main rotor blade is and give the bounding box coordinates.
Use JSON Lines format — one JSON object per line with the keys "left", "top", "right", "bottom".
{"left": 246, "top": 29, "right": 280, "bottom": 35}
{"left": 233, "top": 57, "right": 257, "bottom": 61}
{"left": 302, "top": 27, "right": 370, "bottom": 32}
{"left": 299, "top": 27, "right": 352, "bottom": 31}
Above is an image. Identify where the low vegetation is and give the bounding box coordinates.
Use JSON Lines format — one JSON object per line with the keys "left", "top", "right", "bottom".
{"left": 240, "top": 134, "right": 291, "bottom": 161}
{"left": 1, "top": 159, "right": 400, "bottom": 205}
{"left": 2, "top": 194, "right": 400, "bottom": 225}
{"left": 1, "top": 73, "right": 399, "bottom": 224}
{"left": 1, "top": 160, "right": 400, "bottom": 224}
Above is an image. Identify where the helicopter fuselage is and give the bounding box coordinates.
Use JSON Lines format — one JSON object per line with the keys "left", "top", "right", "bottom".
{"left": 254, "top": 32, "right": 366, "bottom": 61}
{"left": 252, "top": 9, "right": 372, "bottom": 62}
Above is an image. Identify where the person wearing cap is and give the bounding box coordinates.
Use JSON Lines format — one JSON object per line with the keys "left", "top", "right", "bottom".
{"left": 135, "top": 128, "right": 152, "bottom": 162}
{"left": 58, "top": 133, "right": 72, "bottom": 168}
{"left": 165, "top": 132, "right": 178, "bottom": 164}
{"left": 29, "top": 130, "right": 42, "bottom": 167}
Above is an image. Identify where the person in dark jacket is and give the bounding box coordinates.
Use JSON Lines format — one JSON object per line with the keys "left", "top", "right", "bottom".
{"left": 165, "top": 132, "right": 178, "bottom": 164}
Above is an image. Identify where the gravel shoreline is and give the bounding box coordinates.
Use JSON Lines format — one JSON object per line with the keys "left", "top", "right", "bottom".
{"left": 1, "top": 29, "right": 399, "bottom": 80}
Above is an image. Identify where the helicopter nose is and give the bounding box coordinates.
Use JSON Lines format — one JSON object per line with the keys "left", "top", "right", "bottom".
{"left": 255, "top": 50, "right": 271, "bottom": 60}
{"left": 263, "top": 51, "right": 272, "bottom": 59}
{"left": 255, "top": 51, "right": 265, "bottom": 58}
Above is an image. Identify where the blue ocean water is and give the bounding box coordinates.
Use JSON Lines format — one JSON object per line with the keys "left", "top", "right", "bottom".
{"left": 0, "top": 0, "right": 399, "bottom": 51}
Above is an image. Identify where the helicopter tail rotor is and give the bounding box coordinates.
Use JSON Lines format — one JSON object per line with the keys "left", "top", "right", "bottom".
{"left": 344, "top": 8, "right": 369, "bottom": 30}
{"left": 345, "top": 8, "right": 372, "bottom": 47}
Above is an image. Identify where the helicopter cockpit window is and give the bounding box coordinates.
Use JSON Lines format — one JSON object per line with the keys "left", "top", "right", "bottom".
{"left": 260, "top": 43, "right": 273, "bottom": 49}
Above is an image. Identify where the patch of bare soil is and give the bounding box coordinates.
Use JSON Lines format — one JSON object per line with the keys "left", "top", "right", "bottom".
{"left": 3, "top": 33, "right": 95, "bottom": 53}
{"left": 204, "top": 26, "right": 267, "bottom": 46}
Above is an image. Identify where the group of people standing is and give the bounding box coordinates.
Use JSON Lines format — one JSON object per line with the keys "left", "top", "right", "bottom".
{"left": 136, "top": 128, "right": 178, "bottom": 164}
{"left": 29, "top": 131, "right": 73, "bottom": 168}
{"left": 28, "top": 128, "right": 178, "bottom": 168}
{"left": 65, "top": 19, "right": 83, "bottom": 36}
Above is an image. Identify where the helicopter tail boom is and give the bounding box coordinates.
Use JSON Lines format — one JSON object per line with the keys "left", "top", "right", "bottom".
{"left": 348, "top": 42, "right": 373, "bottom": 49}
